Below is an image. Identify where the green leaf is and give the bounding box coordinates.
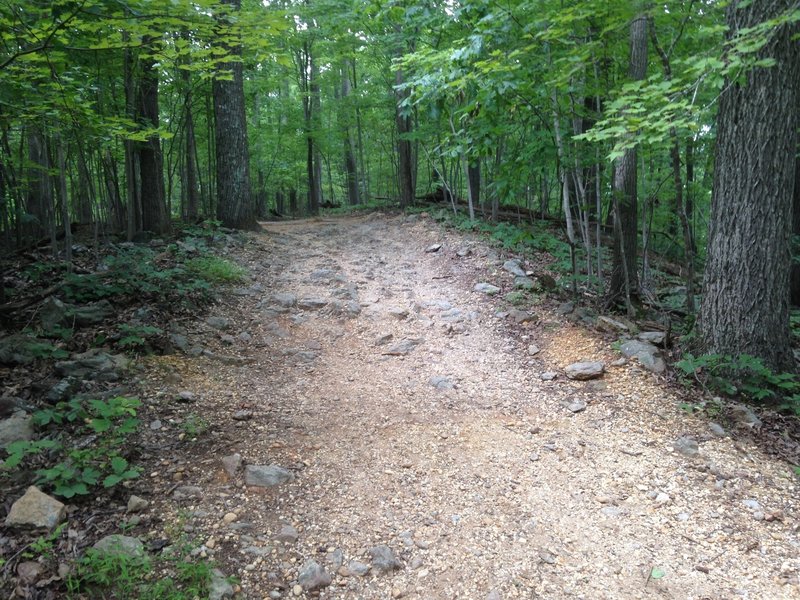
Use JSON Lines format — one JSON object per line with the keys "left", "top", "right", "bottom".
{"left": 89, "top": 418, "right": 111, "bottom": 433}
{"left": 110, "top": 456, "right": 128, "bottom": 474}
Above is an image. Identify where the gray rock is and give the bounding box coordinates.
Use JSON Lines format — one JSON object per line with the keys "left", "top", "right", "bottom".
{"left": 0, "top": 411, "right": 34, "bottom": 450}
{"left": 566, "top": 399, "right": 587, "bottom": 413}
{"left": 619, "top": 340, "right": 666, "bottom": 374}
{"left": 375, "top": 334, "right": 394, "bottom": 346}
{"left": 347, "top": 560, "right": 371, "bottom": 576}
{"left": 742, "top": 498, "right": 762, "bottom": 511}
{"left": 5, "top": 486, "right": 65, "bottom": 530}
{"left": 428, "top": 376, "right": 454, "bottom": 390}
{"left": 709, "top": 422, "right": 726, "bottom": 437}
{"left": 439, "top": 308, "right": 464, "bottom": 323}
{"left": 173, "top": 486, "right": 203, "bottom": 500}
{"left": 326, "top": 548, "right": 344, "bottom": 571}
{"left": 730, "top": 403, "right": 762, "bottom": 430}
{"left": 221, "top": 453, "right": 242, "bottom": 477}
{"left": 243, "top": 545, "right": 272, "bottom": 556}
{"left": 383, "top": 338, "right": 423, "bottom": 356}
{"left": 127, "top": 495, "right": 148, "bottom": 513}
{"left": 601, "top": 506, "right": 624, "bottom": 518}
{"left": 275, "top": 524, "right": 299, "bottom": 543}
{"left": 232, "top": 410, "right": 253, "bottom": 421}
{"left": 369, "top": 545, "right": 402, "bottom": 572}
{"left": 298, "top": 560, "right": 331, "bottom": 591}
{"left": 540, "top": 371, "right": 558, "bottom": 381}
{"left": 474, "top": 282, "right": 501, "bottom": 295}
{"left": 425, "top": 243, "right": 442, "bottom": 253}
{"left": 206, "top": 316, "right": 231, "bottom": 330}
{"left": 169, "top": 333, "right": 191, "bottom": 353}
{"left": 508, "top": 308, "right": 535, "bottom": 324}
{"left": 638, "top": 331, "right": 666, "bottom": 345}
{"left": 0, "top": 335, "right": 40, "bottom": 365}
{"left": 328, "top": 299, "right": 361, "bottom": 317}
{"left": 636, "top": 352, "right": 667, "bottom": 374}
{"left": 565, "top": 361, "right": 605, "bottom": 380}
{"left": 514, "top": 276, "right": 535, "bottom": 290}
{"left": 41, "top": 297, "right": 113, "bottom": 331}
{"left": 387, "top": 306, "right": 409, "bottom": 320}
{"left": 674, "top": 436, "right": 699, "bottom": 458}
{"left": 46, "top": 378, "right": 79, "bottom": 403}
{"left": 177, "top": 390, "right": 196, "bottom": 403}
{"left": 555, "top": 302, "right": 574, "bottom": 315}
{"left": 503, "top": 259, "right": 527, "bottom": 277}
{"left": 272, "top": 292, "right": 297, "bottom": 308}
{"left": 93, "top": 535, "right": 145, "bottom": 558}
{"left": 245, "top": 465, "right": 294, "bottom": 487}
{"left": 54, "top": 350, "right": 128, "bottom": 379}
{"left": 527, "top": 344, "right": 541, "bottom": 356}
{"left": 149, "top": 419, "right": 162, "bottom": 430}
{"left": 487, "top": 591, "right": 502, "bottom": 600}
{"left": 209, "top": 568, "right": 235, "bottom": 600}
{"left": 298, "top": 297, "right": 327, "bottom": 310}
{"left": 596, "top": 315, "right": 630, "bottom": 333}
{"left": 310, "top": 268, "right": 337, "bottom": 281}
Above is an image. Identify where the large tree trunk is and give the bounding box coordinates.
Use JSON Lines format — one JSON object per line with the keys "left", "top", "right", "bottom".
{"left": 138, "top": 48, "right": 169, "bottom": 235}
{"left": 608, "top": 13, "right": 648, "bottom": 307}
{"left": 699, "top": 0, "right": 800, "bottom": 371}
{"left": 213, "top": 0, "right": 256, "bottom": 230}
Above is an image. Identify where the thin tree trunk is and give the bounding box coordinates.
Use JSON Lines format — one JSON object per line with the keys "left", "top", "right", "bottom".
{"left": 608, "top": 13, "right": 647, "bottom": 309}
{"left": 138, "top": 43, "right": 169, "bottom": 235}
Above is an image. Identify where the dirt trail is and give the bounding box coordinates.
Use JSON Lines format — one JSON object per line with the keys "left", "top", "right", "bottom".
{"left": 146, "top": 214, "right": 799, "bottom": 600}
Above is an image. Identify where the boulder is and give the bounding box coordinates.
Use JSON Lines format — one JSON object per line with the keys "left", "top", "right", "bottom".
{"left": 209, "top": 569, "right": 235, "bottom": 600}
{"left": 40, "top": 297, "right": 113, "bottom": 331}
{"left": 0, "top": 411, "right": 34, "bottom": 450}
{"left": 474, "top": 283, "right": 501, "bottom": 295}
{"left": 638, "top": 331, "right": 666, "bottom": 345}
{"left": 370, "top": 545, "right": 402, "bottom": 572}
{"left": 0, "top": 335, "right": 41, "bottom": 365}
{"left": 503, "top": 259, "right": 527, "bottom": 277}
{"left": 54, "top": 350, "right": 129, "bottom": 379}
{"left": 5, "top": 487, "right": 66, "bottom": 530}
{"left": 92, "top": 535, "right": 145, "bottom": 559}
{"left": 619, "top": 340, "right": 666, "bottom": 374}
{"left": 298, "top": 560, "right": 331, "bottom": 591}
{"left": 564, "top": 361, "right": 605, "bottom": 380}
{"left": 244, "top": 464, "right": 294, "bottom": 487}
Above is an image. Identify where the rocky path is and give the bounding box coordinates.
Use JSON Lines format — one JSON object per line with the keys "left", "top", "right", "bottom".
{"left": 141, "top": 214, "right": 798, "bottom": 599}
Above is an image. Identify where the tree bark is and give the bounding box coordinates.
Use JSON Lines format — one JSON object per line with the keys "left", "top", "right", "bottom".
{"left": 608, "top": 13, "right": 648, "bottom": 306}
{"left": 395, "top": 66, "right": 415, "bottom": 210}
{"left": 181, "top": 40, "right": 199, "bottom": 222}
{"left": 791, "top": 151, "right": 800, "bottom": 306}
{"left": 699, "top": 0, "right": 800, "bottom": 371}
{"left": 137, "top": 46, "right": 169, "bottom": 235}
{"left": 341, "top": 61, "right": 360, "bottom": 205}
{"left": 213, "top": 0, "right": 256, "bottom": 230}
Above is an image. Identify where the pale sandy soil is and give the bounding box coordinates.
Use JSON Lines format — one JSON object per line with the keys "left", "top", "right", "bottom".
{"left": 139, "top": 213, "right": 800, "bottom": 600}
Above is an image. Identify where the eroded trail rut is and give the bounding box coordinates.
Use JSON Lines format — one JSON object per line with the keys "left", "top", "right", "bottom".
{"left": 148, "top": 214, "right": 799, "bottom": 600}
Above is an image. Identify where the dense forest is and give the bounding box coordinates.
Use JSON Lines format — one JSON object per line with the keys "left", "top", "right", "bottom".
{"left": 1, "top": 0, "right": 799, "bottom": 370}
